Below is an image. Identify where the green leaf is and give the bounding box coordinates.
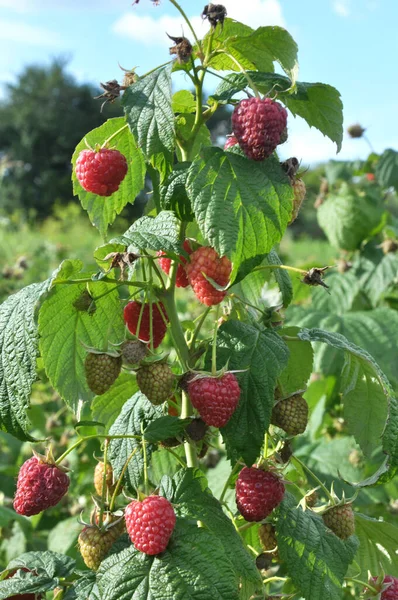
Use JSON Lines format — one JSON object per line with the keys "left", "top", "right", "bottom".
{"left": 0, "top": 551, "right": 76, "bottom": 599}
{"left": 92, "top": 372, "right": 138, "bottom": 431}
{"left": 97, "top": 519, "right": 240, "bottom": 600}
{"left": 376, "top": 149, "right": 398, "bottom": 190}
{"left": 211, "top": 320, "right": 289, "bottom": 464}
{"left": 361, "top": 252, "right": 398, "bottom": 306}
{"left": 66, "top": 573, "right": 100, "bottom": 600}
{"left": 167, "top": 469, "right": 262, "bottom": 595}
{"left": 296, "top": 327, "right": 398, "bottom": 467}
{"left": 123, "top": 65, "right": 175, "bottom": 167}
{"left": 144, "top": 416, "right": 189, "bottom": 443}
{"left": 110, "top": 210, "right": 181, "bottom": 255}
{"left": 228, "top": 26, "right": 298, "bottom": 85}
{"left": 317, "top": 183, "right": 384, "bottom": 250}
{"left": 351, "top": 513, "right": 398, "bottom": 578}
{"left": 277, "top": 494, "right": 358, "bottom": 600}
{"left": 71, "top": 117, "right": 146, "bottom": 236}
{"left": 205, "top": 19, "right": 256, "bottom": 72}
{"left": 212, "top": 72, "right": 343, "bottom": 151}
{"left": 0, "top": 281, "right": 49, "bottom": 441}
{"left": 108, "top": 392, "right": 162, "bottom": 491}
{"left": 264, "top": 248, "right": 293, "bottom": 307}
{"left": 149, "top": 446, "right": 183, "bottom": 485}
{"left": 187, "top": 148, "right": 293, "bottom": 278}
{"left": 39, "top": 265, "right": 125, "bottom": 412}
{"left": 310, "top": 270, "right": 367, "bottom": 314}
{"left": 160, "top": 162, "right": 194, "bottom": 222}
{"left": 172, "top": 90, "right": 196, "bottom": 113}
{"left": 278, "top": 326, "right": 314, "bottom": 397}
{"left": 47, "top": 517, "right": 81, "bottom": 555}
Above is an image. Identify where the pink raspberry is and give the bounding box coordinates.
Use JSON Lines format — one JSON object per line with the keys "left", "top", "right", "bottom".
{"left": 75, "top": 148, "right": 128, "bottom": 196}
{"left": 236, "top": 466, "right": 285, "bottom": 522}
{"left": 185, "top": 246, "right": 231, "bottom": 306}
{"left": 224, "top": 135, "right": 238, "bottom": 150}
{"left": 13, "top": 456, "right": 69, "bottom": 516}
{"left": 125, "top": 496, "right": 176, "bottom": 555}
{"left": 157, "top": 239, "right": 192, "bottom": 288}
{"left": 232, "top": 97, "right": 287, "bottom": 161}
{"left": 187, "top": 372, "right": 240, "bottom": 427}
{"left": 370, "top": 576, "right": 398, "bottom": 599}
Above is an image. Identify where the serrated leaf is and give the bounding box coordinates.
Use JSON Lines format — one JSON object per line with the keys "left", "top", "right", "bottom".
{"left": 296, "top": 327, "right": 398, "bottom": 468}
{"left": 277, "top": 494, "right": 358, "bottom": 600}
{"left": 149, "top": 447, "right": 183, "bottom": 485}
{"left": 160, "top": 162, "right": 194, "bottom": 221}
{"left": 187, "top": 148, "right": 293, "bottom": 278}
{"left": 317, "top": 183, "right": 384, "bottom": 250}
{"left": 212, "top": 72, "right": 343, "bottom": 151}
{"left": 163, "top": 469, "right": 262, "bottom": 595}
{"left": 361, "top": 252, "right": 398, "bottom": 306}
{"left": 376, "top": 148, "right": 398, "bottom": 190}
{"left": 65, "top": 572, "right": 100, "bottom": 600}
{"left": 110, "top": 210, "right": 181, "bottom": 255}
{"left": 205, "top": 19, "right": 256, "bottom": 72}
{"left": 71, "top": 117, "right": 146, "bottom": 236}
{"left": 123, "top": 64, "right": 175, "bottom": 167}
{"left": 0, "top": 571, "right": 54, "bottom": 599}
{"left": 39, "top": 269, "right": 125, "bottom": 412}
{"left": 0, "top": 281, "right": 49, "bottom": 441}
{"left": 351, "top": 513, "right": 398, "bottom": 578}
{"left": 209, "top": 320, "right": 289, "bottom": 464}
{"left": 144, "top": 416, "right": 189, "bottom": 443}
{"left": 228, "top": 26, "right": 298, "bottom": 85}
{"left": 310, "top": 271, "right": 368, "bottom": 314}
{"left": 91, "top": 372, "right": 138, "bottom": 431}
{"left": 108, "top": 392, "right": 162, "bottom": 491}
{"left": 97, "top": 518, "right": 240, "bottom": 600}
{"left": 278, "top": 326, "right": 313, "bottom": 397}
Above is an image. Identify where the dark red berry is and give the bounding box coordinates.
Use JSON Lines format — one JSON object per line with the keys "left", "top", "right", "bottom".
{"left": 13, "top": 456, "right": 69, "bottom": 516}
{"left": 224, "top": 135, "right": 238, "bottom": 150}
{"left": 125, "top": 496, "right": 176, "bottom": 555}
{"left": 75, "top": 148, "right": 128, "bottom": 196}
{"left": 123, "top": 301, "right": 168, "bottom": 348}
{"left": 185, "top": 246, "right": 231, "bottom": 306}
{"left": 236, "top": 466, "right": 285, "bottom": 522}
{"left": 232, "top": 97, "right": 287, "bottom": 161}
{"left": 187, "top": 372, "right": 240, "bottom": 427}
{"left": 370, "top": 576, "right": 398, "bottom": 600}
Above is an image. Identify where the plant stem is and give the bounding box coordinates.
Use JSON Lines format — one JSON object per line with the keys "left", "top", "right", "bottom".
{"left": 219, "top": 461, "right": 240, "bottom": 503}
{"left": 147, "top": 165, "right": 161, "bottom": 215}
{"left": 190, "top": 306, "right": 211, "bottom": 351}
{"left": 97, "top": 438, "right": 109, "bottom": 528}
{"left": 220, "top": 52, "right": 260, "bottom": 97}
{"left": 345, "top": 577, "right": 378, "bottom": 594}
{"left": 54, "top": 277, "right": 148, "bottom": 288}
{"left": 141, "top": 424, "right": 149, "bottom": 496}
{"left": 211, "top": 305, "right": 220, "bottom": 375}
{"left": 109, "top": 447, "right": 140, "bottom": 511}
{"left": 101, "top": 124, "right": 128, "bottom": 148}
{"left": 168, "top": 0, "right": 202, "bottom": 52}
{"left": 253, "top": 264, "right": 307, "bottom": 275}
{"left": 54, "top": 434, "right": 142, "bottom": 466}
{"left": 292, "top": 456, "right": 334, "bottom": 503}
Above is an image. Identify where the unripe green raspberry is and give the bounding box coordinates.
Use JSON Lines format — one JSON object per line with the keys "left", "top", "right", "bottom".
{"left": 84, "top": 352, "right": 122, "bottom": 395}
{"left": 289, "top": 178, "right": 306, "bottom": 224}
{"left": 121, "top": 339, "right": 148, "bottom": 365}
{"left": 258, "top": 523, "right": 278, "bottom": 557}
{"left": 271, "top": 394, "right": 308, "bottom": 436}
{"left": 136, "top": 363, "right": 175, "bottom": 405}
{"left": 322, "top": 504, "right": 355, "bottom": 539}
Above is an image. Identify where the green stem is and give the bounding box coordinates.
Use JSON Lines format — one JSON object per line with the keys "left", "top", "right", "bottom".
{"left": 54, "top": 277, "right": 148, "bottom": 288}
{"left": 168, "top": 0, "right": 202, "bottom": 52}
{"left": 219, "top": 52, "right": 260, "bottom": 97}
{"left": 190, "top": 306, "right": 211, "bottom": 351}
{"left": 141, "top": 60, "right": 174, "bottom": 79}
{"left": 101, "top": 124, "right": 128, "bottom": 149}
{"left": 54, "top": 434, "right": 142, "bottom": 466}
{"left": 219, "top": 462, "right": 240, "bottom": 503}
{"left": 109, "top": 447, "right": 140, "bottom": 511}
{"left": 253, "top": 264, "right": 307, "bottom": 275}
{"left": 345, "top": 578, "right": 378, "bottom": 594}
{"left": 98, "top": 438, "right": 109, "bottom": 528}
{"left": 238, "top": 521, "right": 257, "bottom": 533}
{"left": 141, "top": 424, "right": 149, "bottom": 496}
{"left": 211, "top": 305, "right": 220, "bottom": 376}
{"left": 293, "top": 456, "right": 334, "bottom": 503}
{"left": 163, "top": 446, "right": 187, "bottom": 468}
{"left": 147, "top": 165, "right": 161, "bottom": 215}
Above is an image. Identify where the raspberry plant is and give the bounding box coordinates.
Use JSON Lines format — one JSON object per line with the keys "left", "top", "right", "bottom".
{"left": 0, "top": 3, "right": 397, "bottom": 599}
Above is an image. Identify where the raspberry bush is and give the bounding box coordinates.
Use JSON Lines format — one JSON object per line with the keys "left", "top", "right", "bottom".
{"left": 0, "top": 3, "right": 397, "bottom": 599}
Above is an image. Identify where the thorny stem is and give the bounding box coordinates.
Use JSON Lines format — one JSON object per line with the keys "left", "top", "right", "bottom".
{"left": 293, "top": 456, "right": 334, "bottom": 503}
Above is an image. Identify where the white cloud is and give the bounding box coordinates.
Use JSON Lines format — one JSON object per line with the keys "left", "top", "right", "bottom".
{"left": 333, "top": 0, "right": 351, "bottom": 17}
{"left": 0, "top": 18, "right": 62, "bottom": 46}
{"left": 113, "top": 0, "right": 285, "bottom": 46}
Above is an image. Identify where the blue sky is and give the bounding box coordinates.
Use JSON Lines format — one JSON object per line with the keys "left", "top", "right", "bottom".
{"left": 0, "top": 0, "right": 396, "bottom": 164}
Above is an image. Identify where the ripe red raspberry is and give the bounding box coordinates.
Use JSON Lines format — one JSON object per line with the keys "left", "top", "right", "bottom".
{"left": 13, "top": 456, "right": 69, "bottom": 516}
{"left": 75, "top": 148, "right": 128, "bottom": 196}
{"left": 236, "top": 466, "right": 285, "bottom": 522}
{"left": 123, "top": 301, "right": 168, "bottom": 348}
{"left": 224, "top": 135, "right": 238, "bottom": 150}
{"left": 157, "top": 239, "right": 192, "bottom": 288}
{"left": 366, "top": 173, "right": 376, "bottom": 181}
{"left": 185, "top": 246, "right": 231, "bottom": 306}
{"left": 187, "top": 372, "right": 240, "bottom": 427}
{"left": 232, "top": 97, "right": 287, "bottom": 161}
{"left": 369, "top": 576, "right": 398, "bottom": 599}
{"left": 125, "top": 496, "right": 176, "bottom": 555}
{"left": 322, "top": 504, "right": 355, "bottom": 539}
